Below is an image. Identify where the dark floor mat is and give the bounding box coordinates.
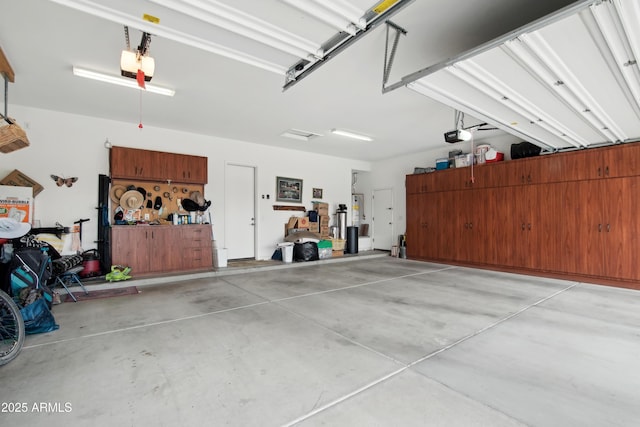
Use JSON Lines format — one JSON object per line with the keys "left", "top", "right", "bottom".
{"left": 63, "top": 286, "right": 139, "bottom": 302}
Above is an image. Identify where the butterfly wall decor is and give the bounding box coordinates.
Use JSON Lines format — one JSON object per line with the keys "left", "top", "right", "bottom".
{"left": 51, "top": 175, "right": 78, "bottom": 187}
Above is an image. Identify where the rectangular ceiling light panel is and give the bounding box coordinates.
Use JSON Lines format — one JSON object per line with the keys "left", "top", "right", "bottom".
{"left": 280, "top": 128, "right": 323, "bottom": 141}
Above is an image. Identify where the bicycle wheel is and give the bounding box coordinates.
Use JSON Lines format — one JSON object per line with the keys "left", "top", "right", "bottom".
{"left": 0, "top": 290, "right": 25, "bottom": 366}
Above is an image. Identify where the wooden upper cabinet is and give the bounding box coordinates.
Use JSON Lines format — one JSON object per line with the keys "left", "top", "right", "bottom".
{"left": 406, "top": 174, "right": 422, "bottom": 194}
{"left": 547, "top": 143, "right": 640, "bottom": 182}
{"left": 110, "top": 146, "right": 208, "bottom": 184}
{"left": 598, "top": 143, "right": 640, "bottom": 179}
{"left": 110, "top": 146, "right": 164, "bottom": 180}
{"left": 169, "top": 152, "right": 208, "bottom": 184}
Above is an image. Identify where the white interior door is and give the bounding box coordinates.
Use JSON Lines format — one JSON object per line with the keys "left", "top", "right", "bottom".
{"left": 225, "top": 164, "right": 255, "bottom": 259}
{"left": 373, "top": 188, "right": 394, "bottom": 250}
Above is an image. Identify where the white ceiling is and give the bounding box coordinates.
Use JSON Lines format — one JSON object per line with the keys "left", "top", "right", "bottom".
{"left": 0, "top": 0, "right": 576, "bottom": 161}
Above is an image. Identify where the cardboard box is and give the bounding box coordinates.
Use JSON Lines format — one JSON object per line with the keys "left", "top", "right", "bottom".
{"left": 297, "top": 217, "right": 310, "bottom": 228}
{"left": 313, "top": 202, "right": 329, "bottom": 216}
{"left": 319, "top": 215, "right": 330, "bottom": 226}
{"left": 332, "top": 250, "right": 344, "bottom": 257}
{"left": 0, "top": 169, "right": 44, "bottom": 197}
{"left": 309, "top": 222, "right": 319, "bottom": 233}
{"left": 287, "top": 216, "right": 298, "bottom": 229}
{"left": 0, "top": 185, "right": 33, "bottom": 223}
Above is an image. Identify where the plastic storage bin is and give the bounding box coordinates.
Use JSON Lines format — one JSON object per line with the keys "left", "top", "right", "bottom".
{"left": 277, "top": 242, "right": 294, "bottom": 263}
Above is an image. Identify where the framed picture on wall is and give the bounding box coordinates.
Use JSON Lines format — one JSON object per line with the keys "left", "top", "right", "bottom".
{"left": 276, "top": 176, "right": 303, "bottom": 203}
{"left": 312, "top": 188, "right": 323, "bottom": 199}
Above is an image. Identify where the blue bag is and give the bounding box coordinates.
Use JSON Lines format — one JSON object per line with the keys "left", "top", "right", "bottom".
{"left": 20, "top": 298, "right": 59, "bottom": 335}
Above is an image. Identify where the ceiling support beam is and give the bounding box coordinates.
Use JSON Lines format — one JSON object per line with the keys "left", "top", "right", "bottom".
{"left": 382, "top": 21, "right": 407, "bottom": 91}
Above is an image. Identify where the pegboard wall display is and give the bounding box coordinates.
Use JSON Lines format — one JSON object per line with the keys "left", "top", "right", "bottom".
{"left": 110, "top": 178, "right": 206, "bottom": 224}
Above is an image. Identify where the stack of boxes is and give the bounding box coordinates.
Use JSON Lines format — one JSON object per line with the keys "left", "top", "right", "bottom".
{"left": 312, "top": 202, "right": 330, "bottom": 239}
{"left": 285, "top": 216, "right": 310, "bottom": 236}
{"left": 282, "top": 202, "right": 337, "bottom": 259}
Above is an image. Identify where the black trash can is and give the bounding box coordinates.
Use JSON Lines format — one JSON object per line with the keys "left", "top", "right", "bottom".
{"left": 346, "top": 226, "right": 359, "bottom": 254}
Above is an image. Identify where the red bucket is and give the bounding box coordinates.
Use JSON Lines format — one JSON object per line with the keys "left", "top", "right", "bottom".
{"left": 80, "top": 249, "right": 101, "bottom": 277}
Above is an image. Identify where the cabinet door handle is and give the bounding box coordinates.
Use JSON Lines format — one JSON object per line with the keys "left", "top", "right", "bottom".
{"left": 527, "top": 175, "right": 532, "bottom": 184}
{"left": 469, "top": 222, "right": 473, "bottom": 229}
{"left": 521, "top": 175, "right": 525, "bottom": 183}
{"left": 528, "top": 223, "right": 531, "bottom": 231}
{"left": 607, "top": 223, "right": 611, "bottom": 232}
{"left": 605, "top": 166, "right": 609, "bottom": 176}
{"left": 464, "top": 223, "right": 468, "bottom": 229}
{"left": 598, "top": 223, "right": 602, "bottom": 232}
{"left": 522, "top": 223, "right": 526, "bottom": 231}
{"left": 597, "top": 167, "right": 601, "bottom": 177}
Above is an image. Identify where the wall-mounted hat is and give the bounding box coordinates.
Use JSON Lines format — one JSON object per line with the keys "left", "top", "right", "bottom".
{"left": 120, "top": 190, "right": 145, "bottom": 210}
{"left": 0, "top": 217, "right": 31, "bottom": 239}
{"left": 109, "top": 184, "right": 127, "bottom": 203}
{"left": 181, "top": 198, "right": 200, "bottom": 212}
{"left": 190, "top": 191, "right": 205, "bottom": 207}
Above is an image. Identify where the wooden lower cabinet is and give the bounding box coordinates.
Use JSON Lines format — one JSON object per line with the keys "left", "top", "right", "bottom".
{"left": 562, "top": 177, "right": 640, "bottom": 281}
{"left": 111, "top": 225, "right": 213, "bottom": 275}
{"left": 181, "top": 226, "right": 214, "bottom": 269}
{"left": 406, "top": 193, "right": 439, "bottom": 260}
{"left": 406, "top": 148, "right": 640, "bottom": 288}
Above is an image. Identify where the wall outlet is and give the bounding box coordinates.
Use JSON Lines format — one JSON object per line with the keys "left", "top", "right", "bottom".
{"left": 144, "top": 213, "right": 150, "bottom": 220}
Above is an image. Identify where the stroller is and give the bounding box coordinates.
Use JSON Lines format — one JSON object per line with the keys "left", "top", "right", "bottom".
{"left": 10, "top": 247, "right": 54, "bottom": 308}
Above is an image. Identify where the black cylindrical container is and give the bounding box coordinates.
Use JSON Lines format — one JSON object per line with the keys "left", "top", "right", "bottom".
{"left": 346, "top": 226, "right": 359, "bottom": 254}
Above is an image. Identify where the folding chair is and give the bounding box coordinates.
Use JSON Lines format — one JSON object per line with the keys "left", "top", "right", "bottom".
{"left": 53, "top": 266, "right": 88, "bottom": 302}
{"left": 50, "top": 255, "right": 89, "bottom": 302}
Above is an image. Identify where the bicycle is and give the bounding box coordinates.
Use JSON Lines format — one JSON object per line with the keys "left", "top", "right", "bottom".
{"left": 0, "top": 288, "right": 25, "bottom": 366}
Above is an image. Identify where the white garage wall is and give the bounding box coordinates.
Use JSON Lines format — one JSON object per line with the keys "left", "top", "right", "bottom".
{"left": 1, "top": 105, "right": 370, "bottom": 260}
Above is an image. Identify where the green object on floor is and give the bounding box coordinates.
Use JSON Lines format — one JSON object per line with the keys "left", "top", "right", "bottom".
{"left": 105, "top": 265, "right": 132, "bottom": 282}
{"left": 317, "top": 240, "right": 332, "bottom": 249}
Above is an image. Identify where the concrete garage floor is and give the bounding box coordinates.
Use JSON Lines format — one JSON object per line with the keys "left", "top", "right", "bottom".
{"left": 2, "top": 257, "right": 640, "bottom": 426}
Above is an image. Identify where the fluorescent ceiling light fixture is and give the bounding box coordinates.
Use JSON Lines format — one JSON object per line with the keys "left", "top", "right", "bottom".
{"left": 331, "top": 129, "right": 373, "bottom": 141}
{"left": 72, "top": 67, "right": 175, "bottom": 96}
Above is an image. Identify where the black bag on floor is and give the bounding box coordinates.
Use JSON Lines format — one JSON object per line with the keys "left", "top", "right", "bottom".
{"left": 293, "top": 242, "right": 319, "bottom": 262}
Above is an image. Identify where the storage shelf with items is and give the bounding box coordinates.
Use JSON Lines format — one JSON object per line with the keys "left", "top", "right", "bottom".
{"left": 109, "top": 146, "right": 212, "bottom": 277}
